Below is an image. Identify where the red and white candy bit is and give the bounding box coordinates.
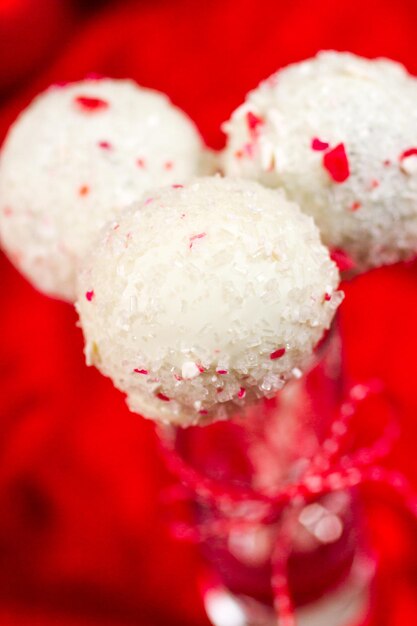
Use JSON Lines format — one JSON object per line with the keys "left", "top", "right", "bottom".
{"left": 399, "top": 148, "right": 417, "bottom": 174}
{"left": 98, "top": 140, "right": 112, "bottom": 150}
{"left": 311, "top": 137, "right": 329, "bottom": 151}
{"left": 74, "top": 95, "right": 109, "bottom": 111}
{"left": 330, "top": 248, "right": 356, "bottom": 272}
{"left": 311, "top": 138, "right": 350, "bottom": 184}
{"left": 189, "top": 232, "right": 206, "bottom": 249}
{"left": 322, "top": 143, "right": 350, "bottom": 183}
{"left": 246, "top": 111, "right": 264, "bottom": 139}
{"left": 134, "top": 368, "right": 148, "bottom": 375}
{"left": 270, "top": 348, "right": 286, "bottom": 360}
{"left": 399, "top": 147, "right": 417, "bottom": 161}
{"left": 85, "top": 290, "right": 94, "bottom": 302}
{"left": 156, "top": 392, "right": 171, "bottom": 402}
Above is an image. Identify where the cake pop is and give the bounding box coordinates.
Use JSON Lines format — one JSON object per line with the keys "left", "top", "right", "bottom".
{"left": 76, "top": 177, "right": 342, "bottom": 426}
{"left": 0, "top": 78, "right": 205, "bottom": 300}
{"left": 222, "top": 51, "right": 417, "bottom": 272}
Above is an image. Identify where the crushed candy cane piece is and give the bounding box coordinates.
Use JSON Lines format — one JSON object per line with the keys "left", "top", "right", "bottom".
{"left": 156, "top": 392, "right": 170, "bottom": 402}
{"left": 311, "top": 137, "right": 329, "bottom": 151}
{"left": 189, "top": 233, "right": 207, "bottom": 249}
{"left": 330, "top": 248, "right": 355, "bottom": 272}
{"left": 323, "top": 144, "right": 350, "bottom": 183}
{"left": 74, "top": 95, "right": 109, "bottom": 111}
{"left": 98, "top": 140, "right": 112, "bottom": 150}
{"left": 270, "top": 348, "right": 286, "bottom": 360}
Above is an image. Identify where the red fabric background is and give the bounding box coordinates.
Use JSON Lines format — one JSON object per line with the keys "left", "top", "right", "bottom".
{"left": 1, "top": 0, "right": 417, "bottom": 624}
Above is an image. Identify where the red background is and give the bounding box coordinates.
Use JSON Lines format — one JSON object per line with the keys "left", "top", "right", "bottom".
{"left": 1, "top": 0, "right": 417, "bottom": 624}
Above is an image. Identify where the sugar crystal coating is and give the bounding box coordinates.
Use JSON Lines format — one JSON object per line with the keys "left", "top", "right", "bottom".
{"left": 222, "top": 51, "right": 417, "bottom": 271}
{"left": 0, "top": 78, "right": 205, "bottom": 301}
{"left": 76, "top": 177, "right": 342, "bottom": 426}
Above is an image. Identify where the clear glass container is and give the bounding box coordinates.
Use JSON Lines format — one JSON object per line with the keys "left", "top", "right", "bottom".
{"left": 164, "top": 328, "right": 375, "bottom": 625}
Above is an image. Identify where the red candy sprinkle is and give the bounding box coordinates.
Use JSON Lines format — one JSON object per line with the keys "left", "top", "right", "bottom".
{"left": 399, "top": 148, "right": 417, "bottom": 161}
{"left": 350, "top": 201, "right": 362, "bottom": 212}
{"left": 156, "top": 392, "right": 170, "bottom": 402}
{"left": 98, "top": 140, "right": 112, "bottom": 150}
{"left": 370, "top": 179, "right": 380, "bottom": 190}
{"left": 172, "top": 184, "right": 184, "bottom": 189}
{"left": 246, "top": 111, "right": 264, "bottom": 138}
{"left": 324, "top": 293, "right": 331, "bottom": 302}
{"left": 270, "top": 348, "right": 286, "bottom": 360}
{"left": 137, "top": 158, "right": 146, "bottom": 168}
{"left": 85, "top": 290, "right": 94, "bottom": 302}
{"left": 134, "top": 368, "right": 148, "bottom": 375}
{"left": 330, "top": 248, "right": 356, "bottom": 272}
{"left": 216, "top": 369, "right": 228, "bottom": 375}
{"left": 311, "top": 137, "right": 329, "bottom": 151}
{"left": 323, "top": 143, "right": 350, "bottom": 183}
{"left": 74, "top": 95, "right": 109, "bottom": 111}
{"left": 79, "top": 185, "right": 90, "bottom": 196}
{"left": 238, "top": 387, "right": 246, "bottom": 399}
{"left": 164, "top": 161, "right": 174, "bottom": 170}
{"left": 197, "top": 364, "right": 205, "bottom": 373}
{"left": 189, "top": 233, "right": 207, "bottom": 249}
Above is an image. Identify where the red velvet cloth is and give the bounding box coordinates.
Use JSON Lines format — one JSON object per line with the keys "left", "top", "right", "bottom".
{"left": 1, "top": 1, "right": 417, "bottom": 624}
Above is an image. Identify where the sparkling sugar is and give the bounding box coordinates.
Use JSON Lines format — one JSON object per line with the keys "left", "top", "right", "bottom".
{"left": 0, "top": 78, "right": 205, "bottom": 301}
{"left": 76, "top": 177, "right": 342, "bottom": 426}
{"left": 222, "top": 51, "right": 417, "bottom": 272}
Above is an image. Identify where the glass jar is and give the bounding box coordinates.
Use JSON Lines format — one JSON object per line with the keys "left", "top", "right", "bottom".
{"left": 163, "top": 328, "right": 376, "bottom": 626}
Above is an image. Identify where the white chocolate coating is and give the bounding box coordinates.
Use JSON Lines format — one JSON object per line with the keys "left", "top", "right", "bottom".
{"left": 0, "top": 79, "right": 204, "bottom": 300}
{"left": 222, "top": 51, "right": 417, "bottom": 271}
{"left": 76, "top": 177, "right": 342, "bottom": 426}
